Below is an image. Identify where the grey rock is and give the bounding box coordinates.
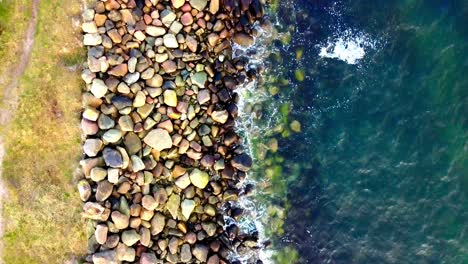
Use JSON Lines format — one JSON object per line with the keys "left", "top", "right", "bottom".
{"left": 103, "top": 148, "right": 123, "bottom": 168}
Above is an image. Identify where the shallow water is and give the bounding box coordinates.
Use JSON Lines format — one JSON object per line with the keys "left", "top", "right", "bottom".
{"left": 254, "top": 0, "right": 467, "bottom": 263}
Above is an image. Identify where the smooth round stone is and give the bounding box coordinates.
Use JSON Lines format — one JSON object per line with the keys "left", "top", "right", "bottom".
{"left": 95, "top": 224, "right": 108, "bottom": 245}
{"left": 111, "top": 211, "right": 129, "bottom": 229}
{"left": 83, "top": 107, "right": 100, "bottom": 121}
{"left": 143, "top": 128, "right": 173, "bottom": 151}
{"left": 202, "top": 222, "right": 217, "bottom": 236}
{"left": 146, "top": 74, "right": 163, "bottom": 87}
{"left": 124, "top": 72, "right": 140, "bottom": 85}
{"left": 103, "top": 148, "right": 123, "bottom": 168}
{"left": 127, "top": 57, "right": 137, "bottom": 73}
{"left": 82, "top": 22, "right": 98, "bottom": 33}
{"left": 98, "top": 114, "right": 115, "bottom": 129}
{"left": 141, "top": 68, "right": 155, "bottom": 80}
{"left": 163, "top": 90, "right": 178, "bottom": 107}
{"left": 121, "top": 230, "right": 140, "bottom": 246}
{"left": 189, "top": 169, "right": 210, "bottom": 189}
{"left": 81, "top": 118, "right": 99, "bottom": 135}
{"left": 90, "top": 167, "right": 107, "bottom": 182}
{"left": 189, "top": 0, "right": 208, "bottom": 11}
{"left": 160, "top": 10, "right": 176, "bottom": 26}
{"left": 146, "top": 26, "right": 166, "bottom": 37}
{"left": 180, "top": 12, "right": 194, "bottom": 26}
{"left": 103, "top": 129, "right": 122, "bottom": 143}
{"left": 124, "top": 132, "right": 142, "bottom": 155}
{"left": 181, "top": 199, "right": 195, "bottom": 219}
{"left": 96, "top": 180, "right": 113, "bottom": 202}
{"left": 142, "top": 195, "right": 158, "bottom": 211}
{"left": 233, "top": 32, "right": 254, "bottom": 47}
{"left": 172, "top": 0, "right": 185, "bottom": 8}
{"left": 163, "top": 34, "right": 179, "bottom": 48}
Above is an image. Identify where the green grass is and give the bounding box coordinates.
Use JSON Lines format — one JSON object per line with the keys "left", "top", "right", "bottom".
{"left": 0, "top": 0, "right": 87, "bottom": 263}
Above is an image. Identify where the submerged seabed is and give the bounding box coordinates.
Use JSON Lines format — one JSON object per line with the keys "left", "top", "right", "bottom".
{"left": 241, "top": 0, "right": 468, "bottom": 263}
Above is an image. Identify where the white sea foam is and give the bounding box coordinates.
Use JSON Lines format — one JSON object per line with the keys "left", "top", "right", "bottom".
{"left": 318, "top": 30, "right": 376, "bottom": 64}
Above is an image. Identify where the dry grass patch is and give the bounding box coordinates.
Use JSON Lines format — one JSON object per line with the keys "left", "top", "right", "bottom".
{"left": 1, "top": 0, "right": 87, "bottom": 263}
{"left": 0, "top": 0, "right": 32, "bottom": 101}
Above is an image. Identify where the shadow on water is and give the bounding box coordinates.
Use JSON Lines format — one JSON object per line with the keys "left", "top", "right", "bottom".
{"left": 272, "top": 0, "right": 468, "bottom": 263}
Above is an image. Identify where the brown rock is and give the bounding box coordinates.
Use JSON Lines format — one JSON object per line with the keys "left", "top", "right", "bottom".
{"left": 233, "top": 32, "right": 254, "bottom": 47}
{"left": 108, "top": 64, "right": 128, "bottom": 77}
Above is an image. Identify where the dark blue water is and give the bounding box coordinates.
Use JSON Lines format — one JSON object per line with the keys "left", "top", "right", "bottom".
{"left": 257, "top": 0, "right": 468, "bottom": 263}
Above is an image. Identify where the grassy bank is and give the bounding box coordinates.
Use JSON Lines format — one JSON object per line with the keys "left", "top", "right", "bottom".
{"left": 0, "top": 0, "right": 32, "bottom": 101}
{"left": 0, "top": 0, "right": 87, "bottom": 263}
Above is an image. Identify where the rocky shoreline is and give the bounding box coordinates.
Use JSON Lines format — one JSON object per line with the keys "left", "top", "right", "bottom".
{"left": 79, "top": 0, "right": 267, "bottom": 263}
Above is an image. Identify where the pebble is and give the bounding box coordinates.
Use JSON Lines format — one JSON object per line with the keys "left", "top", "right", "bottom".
{"left": 163, "top": 34, "right": 179, "bottom": 48}
{"left": 111, "top": 211, "right": 129, "bottom": 229}
{"left": 189, "top": 169, "right": 209, "bottom": 189}
{"left": 166, "top": 194, "right": 180, "bottom": 219}
{"left": 150, "top": 213, "right": 165, "bottom": 235}
{"left": 96, "top": 180, "right": 113, "bottom": 201}
{"left": 143, "top": 128, "right": 173, "bottom": 151}
{"left": 103, "top": 129, "right": 122, "bottom": 143}
{"left": 103, "top": 148, "right": 123, "bottom": 168}
{"left": 180, "top": 244, "right": 192, "bottom": 262}
{"left": 92, "top": 250, "right": 118, "bottom": 264}
{"left": 146, "top": 26, "right": 166, "bottom": 37}
{"left": 95, "top": 224, "right": 108, "bottom": 245}
{"left": 191, "top": 71, "right": 207, "bottom": 88}
{"left": 77, "top": 180, "right": 91, "bottom": 201}
{"left": 233, "top": 32, "right": 254, "bottom": 47}
{"left": 192, "top": 244, "right": 208, "bottom": 262}
{"left": 90, "top": 79, "right": 108, "bottom": 98}
{"left": 82, "top": 118, "right": 99, "bottom": 135}
{"left": 181, "top": 199, "right": 196, "bottom": 219}
{"left": 211, "top": 110, "right": 229, "bottom": 124}
{"left": 82, "top": 22, "right": 97, "bottom": 33}
{"left": 172, "top": 0, "right": 185, "bottom": 8}
{"left": 83, "top": 138, "right": 103, "bottom": 157}
{"left": 121, "top": 230, "right": 140, "bottom": 246}
{"left": 231, "top": 153, "right": 253, "bottom": 171}
{"left": 140, "top": 253, "right": 157, "bottom": 264}
{"left": 163, "top": 89, "right": 178, "bottom": 107}
{"left": 160, "top": 9, "right": 177, "bottom": 26}
{"left": 189, "top": 0, "right": 207, "bottom": 11}
{"left": 83, "top": 33, "right": 102, "bottom": 46}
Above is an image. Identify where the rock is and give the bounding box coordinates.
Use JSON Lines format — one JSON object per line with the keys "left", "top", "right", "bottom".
{"left": 91, "top": 79, "right": 108, "bottom": 98}
{"left": 211, "top": 110, "right": 228, "bottom": 124}
{"left": 290, "top": 120, "right": 301, "bottom": 132}
{"left": 82, "top": 118, "right": 99, "bottom": 135}
{"left": 197, "top": 89, "right": 210, "bottom": 105}
{"left": 140, "top": 252, "right": 157, "bottom": 264}
{"left": 108, "top": 64, "right": 128, "bottom": 77}
{"left": 120, "top": 9, "right": 136, "bottom": 25}
{"left": 209, "top": 0, "right": 219, "bottom": 14}
{"left": 163, "top": 90, "right": 178, "bottom": 107}
{"left": 180, "top": 13, "right": 194, "bottom": 26}
{"left": 181, "top": 199, "right": 195, "bottom": 219}
{"left": 146, "top": 26, "right": 166, "bottom": 37}
{"left": 163, "top": 34, "right": 179, "bottom": 48}
{"left": 231, "top": 153, "right": 252, "bottom": 171}
{"left": 142, "top": 195, "right": 158, "bottom": 210}
{"left": 83, "top": 138, "right": 103, "bottom": 157}
{"left": 124, "top": 72, "right": 140, "bottom": 85}
{"left": 117, "top": 243, "right": 135, "bottom": 261}
{"left": 94, "top": 14, "right": 107, "bottom": 27}
{"left": 83, "top": 202, "right": 110, "bottom": 221}
{"left": 103, "top": 148, "right": 123, "bottom": 168}
{"left": 191, "top": 72, "right": 207, "bottom": 88}
{"left": 95, "top": 224, "right": 108, "bottom": 245}
{"left": 168, "top": 237, "right": 179, "bottom": 254}
{"left": 96, "top": 180, "right": 113, "bottom": 202}
{"left": 150, "top": 213, "right": 165, "bottom": 235}
{"left": 111, "top": 211, "right": 129, "bottom": 229}
{"left": 83, "top": 107, "right": 100, "bottom": 121}
{"left": 103, "top": 129, "right": 122, "bottom": 143}
{"left": 84, "top": 33, "right": 102, "bottom": 46}
{"left": 82, "top": 22, "right": 97, "bottom": 33}
{"left": 131, "top": 155, "right": 145, "bottom": 172}
{"left": 140, "top": 228, "right": 151, "bottom": 247}
{"left": 118, "top": 115, "right": 134, "bottom": 131}
{"left": 175, "top": 174, "right": 191, "bottom": 189}
{"left": 172, "top": 0, "right": 185, "bottom": 8}
{"left": 207, "top": 255, "right": 220, "bottom": 264}
{"left": 185, "top": 35, "right": 197, "bottom": 52}
{"left": 124, "top": 133, "right": 142, "bottom": 155}
{"left": 189, "top": 0, "right": 207, "bottom": 11}
{"left": 160, "top": 9, "right": 177, "bottom": 26}
{"left": 189, "top": 169, "right": 209, "bottom": 189}
{"left": 98, "top": 114, "right": 115, "bottom": 130}
{"left": 111, "top": 95, "right": 132, "bottom": 110}
{"left": 121, "top": 230, "right": 140, "bottom": 246}
{"left": 143, "top": 129, "right": 173, "bottom": 151}
{"left": 92, "top": 250, "right": 118, "bottom": 264}
{"left": 169, "top": 21, "right": 183, "bottom": 34}
{"left": 202, "top": 222, "right": 217, "bottom": 236}
{"left": 192, "top": 244, "right": 208, "bottom": 262}
{"left": 180, "top": 244, "right": 192, "bottom": 262}
{"left": 166, "top": 194, "right": 180, "bottom": 219}
{"left": 233, "top": 32, "right": 254, "bottom": 47}
{"left": 90, "top": 167, "right": 107, "bottom": 182}
{"left": 77, "top": 180, "right": 91, "bottom": 201}
{"left": 207, "top": 33, "right": 219, "bottom": 46}
{"left": 162, "top": 60, "right": 177, "bottom": 73}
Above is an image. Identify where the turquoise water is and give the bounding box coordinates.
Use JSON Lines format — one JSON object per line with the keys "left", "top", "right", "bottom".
{"left": 255, "top": 0, "right": 467, "bottom": 263}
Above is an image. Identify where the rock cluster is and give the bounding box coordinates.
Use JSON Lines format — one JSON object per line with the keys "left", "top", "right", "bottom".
{"left": 80, "top": 0, "right": 265, "bottom": 263}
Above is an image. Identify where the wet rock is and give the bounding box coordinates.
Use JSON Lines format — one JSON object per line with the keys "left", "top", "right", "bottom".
{"left": 231, "top": 153, "right": 253, "bottom": 171}
{"left": 143, "top": 128, "right": 173, "bottom": 151}
{"left": 146, "top": 26, "right": 166, "bottom": 37}
{"left": 142, "top": 195, "right": 158, "bottom": 210}
{"left": 233, "top": 32, "right": 254, "bottom": 47}
{"left": 192, "top": 244, "right": 208, "bottom": 262}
